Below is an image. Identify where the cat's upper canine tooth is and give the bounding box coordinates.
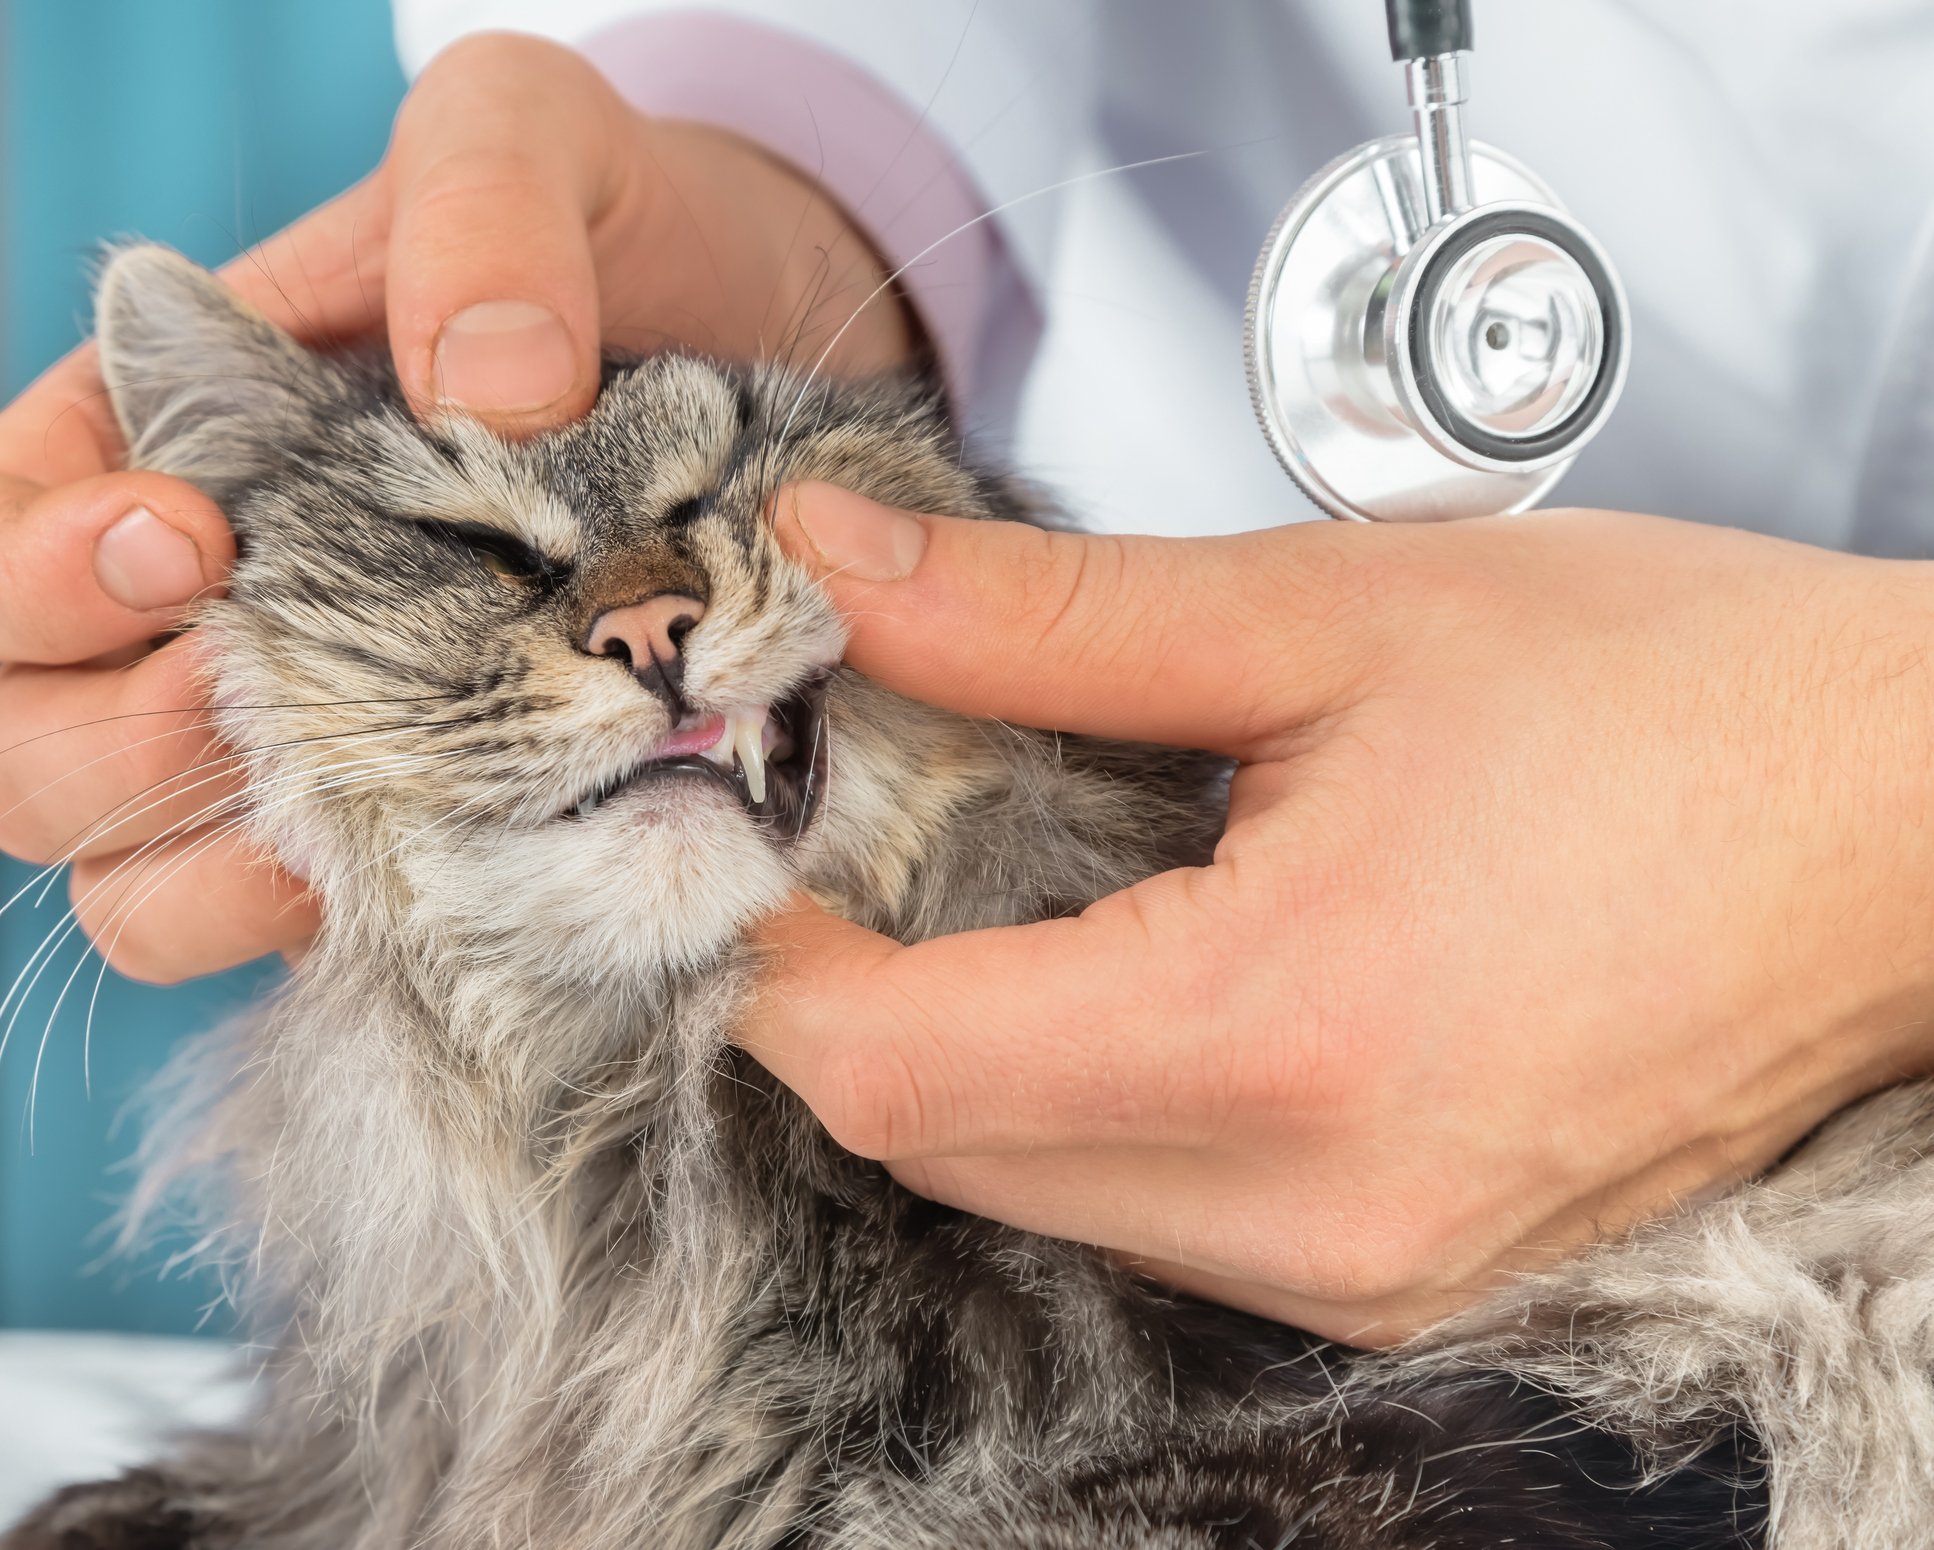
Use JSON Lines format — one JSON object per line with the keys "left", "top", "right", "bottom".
{"left": 705, "top": 707, "right": 770, "bottom": 804}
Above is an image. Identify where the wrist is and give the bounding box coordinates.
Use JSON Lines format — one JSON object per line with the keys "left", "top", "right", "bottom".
{"left": 631, "top": 116, "right": 918, "bottom": 377}
{"left": 1855, "top": 558, "right": 1934, "bottom": 1072}
{"left": 1781, "top": 552, "right": 1934, "bottom": 1093}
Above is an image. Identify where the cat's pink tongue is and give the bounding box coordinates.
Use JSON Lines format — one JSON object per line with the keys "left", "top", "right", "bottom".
{"left": 653, "top": 715, "right": 728, "bottom": 760}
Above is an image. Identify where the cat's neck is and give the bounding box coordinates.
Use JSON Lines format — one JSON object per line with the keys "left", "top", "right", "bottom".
{"left": 187, "top": 922, "right": 762, "bottom": 1410}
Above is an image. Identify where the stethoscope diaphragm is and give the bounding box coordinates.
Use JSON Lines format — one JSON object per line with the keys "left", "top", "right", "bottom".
{"left": 1248, "top": 11, "right": 1630, "bottom": 523}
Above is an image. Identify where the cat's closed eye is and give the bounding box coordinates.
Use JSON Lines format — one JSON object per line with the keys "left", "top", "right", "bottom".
{"left": 412, "top": 518, "right": 569, "bottom": 589}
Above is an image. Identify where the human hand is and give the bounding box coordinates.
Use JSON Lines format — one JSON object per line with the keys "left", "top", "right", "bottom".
{"left": 0, "top": 32, "right": 914, "bottom": 982}
{"left": 743, "top": 483, "right": 1934, "bottom": 1346}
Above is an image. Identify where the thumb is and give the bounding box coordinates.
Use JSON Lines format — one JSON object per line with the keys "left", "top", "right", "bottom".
{"left": 740, "top": 886, "right": 1205, "bottom": 1162}
{"left": 0, "top": 472, "right": 233, "bottom": 663}
{"left": 383, "top": 35, "right": 617, "bottom": 432}
{"left": 772, "top": 482, "right": 1386, "bottom": 755}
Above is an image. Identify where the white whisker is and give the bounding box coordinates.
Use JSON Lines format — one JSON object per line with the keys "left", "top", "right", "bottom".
{"left": 2, "top": 750, "right": 464, "bottom": 1118}
{"left": 774, "top": 148, "right": 1217, "bottom": 451}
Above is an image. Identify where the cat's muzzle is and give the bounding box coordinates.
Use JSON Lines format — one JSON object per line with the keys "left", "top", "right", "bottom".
{"left": 564, "top": 670, "right": 831, "bottom": 840}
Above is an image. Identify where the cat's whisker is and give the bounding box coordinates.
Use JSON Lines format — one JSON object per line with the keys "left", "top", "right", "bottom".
{"left": 29, "top": 811, "right": 271, "bottom": 1146}
{"left": 63, "top": 750, "right": 430, "bottom": 1099}
{"left": 1, "top": 714, "right": 491, "bottom": 926}
{"left": 16, "top": 756, "right": 257, "bottom": 914}
{"left": 763, "top": 242, "right": 835, "bottom": 380}
{"left": 0, "top": 798, "right": 253, "bottom": 1062}
{"left": 4, "top": 758, "right": 309, "bottom": 936}
{"left": 52, "top": 757, "right": 401, "bottom": 1133}
{"left": 794, "top": 698, "right": 829, "bottom": 844}
{"left": 15, "top": 720, "right": 437, "bottom": 889}
{"left": 771, "top": 147, "right": 1219, "bottom": 463}
{"left": 3, "top": 769, "right": 362, "bottom": 1052}
{"left": 35, "top": 754, "right": 474, "bottom": 1126}
{"left": 16, "top": 735, "right": 356, "bottom": 918}
{"left": 0, "top": 751, "right": 463, "bottom": 1079}
{"left": 0, "top": 716, "right": 251, "bottom": 819}
{"left": 0, "top": 692, "right": 460, "bottom": 763}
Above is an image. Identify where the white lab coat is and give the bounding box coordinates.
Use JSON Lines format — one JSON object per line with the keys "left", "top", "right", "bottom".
{"left": 394, "top": 0, "right": 1934, "bottom": 553}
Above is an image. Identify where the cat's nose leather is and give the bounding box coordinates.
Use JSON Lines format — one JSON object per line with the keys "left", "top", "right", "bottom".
{"left": 584, "top": 593, "right": 706, "bottom": 708}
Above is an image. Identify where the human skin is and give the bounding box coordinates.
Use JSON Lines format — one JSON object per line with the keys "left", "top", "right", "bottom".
{"left": 747, "top": 484, "right": 1934, "bottom": 1343}
{"left": 5, "top": 32, "right": 1932, "bottom": 1346}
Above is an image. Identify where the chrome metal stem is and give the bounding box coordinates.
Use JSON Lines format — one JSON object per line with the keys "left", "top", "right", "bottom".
{"left": 1405, "top": 52, "right": 1474, "bottom": 225}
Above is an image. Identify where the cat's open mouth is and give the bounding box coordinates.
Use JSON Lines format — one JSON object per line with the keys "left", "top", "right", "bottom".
{"left": 564, "top": 671, "right": 831, "bottom": 838}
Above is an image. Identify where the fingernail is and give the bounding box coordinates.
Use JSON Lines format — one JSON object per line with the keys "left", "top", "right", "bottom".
{"left": 94, "top": 507, "right": 208, "bottom": 612}
{"left": 787, "top": 487, "right": 928, "bottom": 582}
{"left": 433, "top": 300, "right": 578, "bottom": 414}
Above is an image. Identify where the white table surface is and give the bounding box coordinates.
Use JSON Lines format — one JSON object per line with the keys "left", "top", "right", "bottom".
{"left": 0, "top": 1332, "right": 249, "bottom": 1523}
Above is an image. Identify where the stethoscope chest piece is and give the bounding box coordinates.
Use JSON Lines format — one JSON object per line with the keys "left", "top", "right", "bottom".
{"left": 1249, "top": 18, "right": 1629, "bottom": 522}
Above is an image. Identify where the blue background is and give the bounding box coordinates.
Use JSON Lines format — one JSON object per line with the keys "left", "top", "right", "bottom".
{"left": 0, "top": 0, "right": 405, "bottom": 1334}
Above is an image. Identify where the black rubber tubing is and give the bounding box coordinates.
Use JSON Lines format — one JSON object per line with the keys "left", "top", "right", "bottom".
{"left": 1386, "top": 0, "right": 1473, "bottom": 61}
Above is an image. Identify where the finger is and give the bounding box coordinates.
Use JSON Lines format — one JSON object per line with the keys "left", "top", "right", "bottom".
{"left": 886, "top": 1150, "right": 1468, "bottom": 1348}
{"left": 1119, "top": 1255, "right": 1458, "bottom": 1349}
{"left": 382, "top": 34, "right": 615, "bottom": 431}
{"left": 742, "top": 872, "right": 1255, "bottom": 1160}
{"left": 69, "top": 827, "right": 317, "bottom": 986}
{"left": 0, "top": 640, "right": 238, "bottom": 865}
{"left": 772, "top": 484, "right": 1392, "bottom": 756}
{"left": 0, "top": 346, "right": 130, "bottom": 486}
{"left": 0, "top": 472, "right": 232, "bottom": 663}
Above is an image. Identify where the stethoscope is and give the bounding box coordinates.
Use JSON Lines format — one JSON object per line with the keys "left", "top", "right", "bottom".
{"left": 1248, "top": 0, "right": 1630, "bottom": 522}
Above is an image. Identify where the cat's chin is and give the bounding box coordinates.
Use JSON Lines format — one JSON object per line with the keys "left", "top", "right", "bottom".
{"left": 390, "top": 790, "right": 796, "bottom": 980}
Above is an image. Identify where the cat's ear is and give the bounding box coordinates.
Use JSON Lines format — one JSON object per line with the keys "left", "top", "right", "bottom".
{"left": 94, "top": 243, "right": 330, "bottom": 486}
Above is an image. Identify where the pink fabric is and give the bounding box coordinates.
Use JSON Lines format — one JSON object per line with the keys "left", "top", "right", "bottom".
{"left": 579, "top": 9, "right": 1020, "bottom": 414}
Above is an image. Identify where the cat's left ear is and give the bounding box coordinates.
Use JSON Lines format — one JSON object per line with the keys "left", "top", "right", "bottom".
{"left": 94, "top": 243, "right": 335, "bottom": 489}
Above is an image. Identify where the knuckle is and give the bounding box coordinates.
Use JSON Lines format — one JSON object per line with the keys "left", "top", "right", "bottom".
{"left": 0, "top": 780, "right": 73, "bottom": 872}
{"left": 816, "top": 1039, "right": 936, "bottom": 1161}
{"left": 1247, "top": 528, "right": 1433, "bottom": 708}
{"left": 1014, "top": 531, "right": 1128, "bottom": 669}
{"left": 400, "top": 33, "right": 603, "bottom": 162}
{"left": 0, "top": 554, "right": 59, "bottom": 663}
{"left": 106, "top": 941, "right": 191, "bottom": 988}
{"left": 1301, "top": 1215, "right": 1444, "bottom": 1306}
{"left": 399, "top": 145, "right": 556, "bottom": 211}
{"left": 0, "top": 809, "right": 64, "bottom": 868}
{"left": 418, "top": 28, "right": 570, "bottom": 85}
{"left": 70, "top": 871, "right": 187, "bottom": 987}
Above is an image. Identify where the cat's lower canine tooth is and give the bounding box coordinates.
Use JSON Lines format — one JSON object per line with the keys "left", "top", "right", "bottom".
{"left": 732, "top": 710, "right": 768, "bottom": 803}
{"left": 703, "top": 708, "right": 769, "bottom": 803}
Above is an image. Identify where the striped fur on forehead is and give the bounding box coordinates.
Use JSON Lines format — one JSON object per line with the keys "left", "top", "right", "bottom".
{"left": 557, "top": 351, "right": 747, "bottom": 509}
{"left": 363, "top": 415, "right": 585, "bottom": 560}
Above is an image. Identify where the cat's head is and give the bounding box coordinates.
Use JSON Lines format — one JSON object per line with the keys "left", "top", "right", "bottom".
{"left": 93, "top": 245, "right": 1214, "bottom": 1003}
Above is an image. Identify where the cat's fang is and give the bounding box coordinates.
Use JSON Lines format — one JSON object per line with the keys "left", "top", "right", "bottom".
{"left": 703, "top": 707, "right": 771, "bottom": 805}
{"left": 734, "top": 716, "right": 769, "bottom": 804}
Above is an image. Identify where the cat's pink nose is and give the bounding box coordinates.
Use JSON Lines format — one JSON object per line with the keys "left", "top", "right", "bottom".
{"left": 584, "top": 593, "right": 706, "bottom": 707}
